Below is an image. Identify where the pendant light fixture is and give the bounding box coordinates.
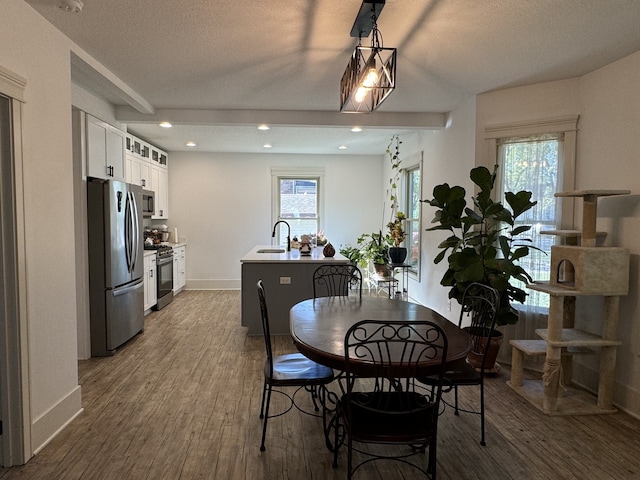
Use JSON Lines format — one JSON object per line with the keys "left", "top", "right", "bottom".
{"left": 340, "top": 1, "right": 396, "bottom": 113}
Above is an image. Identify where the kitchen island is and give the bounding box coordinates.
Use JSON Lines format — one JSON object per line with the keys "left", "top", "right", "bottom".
{"left": 241, "top": 245, "right": 350, "bottom": 335}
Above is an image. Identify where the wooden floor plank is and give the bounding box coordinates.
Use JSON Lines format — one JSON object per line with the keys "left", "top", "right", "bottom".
{"left": 2, "top": 290, "right": 640, "bottom": 479}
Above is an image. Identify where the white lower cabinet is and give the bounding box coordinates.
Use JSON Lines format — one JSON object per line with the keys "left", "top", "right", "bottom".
{"left": 173, "top": 246, "right": 186, "bottom": 293}
{"left": 144, "top": 254, "right": 157, "bottom": 312}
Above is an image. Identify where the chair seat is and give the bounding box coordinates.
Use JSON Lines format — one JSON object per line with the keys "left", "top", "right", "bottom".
{"left": 419, "top": 361, "right": 481, "bottom": 388}
{"left": 265, "top": 352, "right": 334, "bottom": 386}
{"left": 339, "top": 391, "right": 437, "bottom": 444}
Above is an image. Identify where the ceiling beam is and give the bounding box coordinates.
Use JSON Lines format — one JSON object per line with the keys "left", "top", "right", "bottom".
{"left": 115, "top": 107, "right": 446, "bottom": 130}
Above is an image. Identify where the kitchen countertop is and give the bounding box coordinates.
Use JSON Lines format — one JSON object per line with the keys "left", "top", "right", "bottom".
{"left": 143, "top": 242, "right": 187, "bottom": 257}
{"left": 241, "top": 244, "right": 349, "bottom": 263}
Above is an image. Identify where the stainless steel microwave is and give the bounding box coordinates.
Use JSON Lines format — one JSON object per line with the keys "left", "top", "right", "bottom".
{"left": 142, "top": 190, "right": 155, "bottom": 217}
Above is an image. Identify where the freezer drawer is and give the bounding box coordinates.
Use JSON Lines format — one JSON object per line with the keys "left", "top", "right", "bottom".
{"left": 91, "top": 279, "right": 144, "bottom": 356}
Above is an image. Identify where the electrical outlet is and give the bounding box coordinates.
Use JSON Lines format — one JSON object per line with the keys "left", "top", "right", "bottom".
{"left": 280, "top": 276, "right": 291, "bottom": 285}
{"left": 447, "top": 299, "right": 452, "bottom": 311}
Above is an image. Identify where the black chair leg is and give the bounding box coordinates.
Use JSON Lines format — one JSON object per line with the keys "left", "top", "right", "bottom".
{"left": 454, "top": 385, "right": 460, "bottom": 415}
{"left": 480, "top": 381, "right": 486, "bottom": 446}
{"left": 309, "top": 385, "right": 320, "bottom": 412}
{"left": 259, "top": 378, "right": 268, "bottom": 419}
{"left": 260, "top": 383, "right": 273, "bottom": 451}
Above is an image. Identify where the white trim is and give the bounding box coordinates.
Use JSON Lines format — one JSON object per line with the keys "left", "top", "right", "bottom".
{"left": 31, "top": 386, "right": 83, "bottom": 455}
{"left": 0, "top": 66, "right": 26, "bottom": 103}
{"left": 270, "top": 167, "right": 325, "bottom": 240}
{"left": 0, "top": 65, "right": 31, "bottom": 466}
{"left": 484, "top": 115, "right": 579, "bottom": 139}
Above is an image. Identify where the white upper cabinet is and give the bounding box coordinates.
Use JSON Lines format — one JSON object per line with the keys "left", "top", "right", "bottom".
{"left": 86, "top": 115, "right": 126, "bottom": 181}
{"left": 125, "top": 132, "right": 169, "bottom": 218}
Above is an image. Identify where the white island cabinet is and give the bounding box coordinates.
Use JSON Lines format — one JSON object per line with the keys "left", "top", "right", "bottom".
{"left": 240, "top": 245, "right": 350, "bottom": 335}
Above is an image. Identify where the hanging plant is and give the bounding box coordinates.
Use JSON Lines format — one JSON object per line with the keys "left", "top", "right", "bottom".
{"left": 385, "top": 134, "right": 403, "bottom": 220}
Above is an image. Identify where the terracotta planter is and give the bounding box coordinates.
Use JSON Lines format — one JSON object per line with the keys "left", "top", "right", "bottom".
{"left": 463, "top": 326, "right": 503, "bottom": 371}
{"left": 373, "top": 263, "right": 391, "bottom": 277}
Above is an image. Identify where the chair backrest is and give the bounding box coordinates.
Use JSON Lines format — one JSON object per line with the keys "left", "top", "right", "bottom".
{"left": 344, "top": 320, "right": 449, "bottom": 408}
{"left": 458, "top": 282, "right": 500, "bottom": 370}
{"left": 313, "top": 264, "right": 363, "bottom": 299}
{"left": 257, "top": 280, "right": 274, "bottom": 376}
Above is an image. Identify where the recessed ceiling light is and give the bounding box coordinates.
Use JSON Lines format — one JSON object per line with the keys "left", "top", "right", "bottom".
{"left": 351, "top": 126, "right": 362, "bottom": 132}
{"left": 258, "top": 124, "right": 270, "bottom": 131}
{"left": 338, "top": 145, "right": 347, "bottom": 150}
{"left": 159, "top": 122, "right": 172, "bottom": 128}
{"left": 186, "top": 141, "right": 197, "bottom": 147}
{"left": 263, "top": 143, "right": 272, "bottom": 149}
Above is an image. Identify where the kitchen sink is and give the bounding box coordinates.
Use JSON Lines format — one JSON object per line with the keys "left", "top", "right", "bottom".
{"left": 256, "top": 248, "right": 286, "bottom": 253}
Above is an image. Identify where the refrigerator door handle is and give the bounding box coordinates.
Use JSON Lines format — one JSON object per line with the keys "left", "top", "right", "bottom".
{"left": 124, "top": 192, "right": 133, "bottom": 273}
{"left": 112, "top": 279, "right": 144, "bottom": 297}
{"left": 130, "top": 191, "right": 140, "bottom": 271}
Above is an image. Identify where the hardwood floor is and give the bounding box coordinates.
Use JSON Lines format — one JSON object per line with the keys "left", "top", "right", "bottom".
{"left": 2, "top": 290, "right": 640, "bottom": 479}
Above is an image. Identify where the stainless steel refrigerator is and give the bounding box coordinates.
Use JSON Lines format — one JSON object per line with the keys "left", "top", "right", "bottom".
{"left": 87, "top": 177, "right": 144, "bottom": 356}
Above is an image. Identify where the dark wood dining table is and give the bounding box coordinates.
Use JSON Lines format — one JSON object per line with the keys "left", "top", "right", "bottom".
{"left": 290, "top": 296, "right": 471, "bottom": 375}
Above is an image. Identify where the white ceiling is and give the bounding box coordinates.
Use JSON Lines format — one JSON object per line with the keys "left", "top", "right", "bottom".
{"left": 24, "top": 0, "right": 640, "bottom": 155}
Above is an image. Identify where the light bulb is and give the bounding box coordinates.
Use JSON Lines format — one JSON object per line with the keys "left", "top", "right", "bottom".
{"left": 362, "top": 68, "right": 379, "bottom": 88}
{"left": 354, "top": 86, "right": 369, "bottom": 103}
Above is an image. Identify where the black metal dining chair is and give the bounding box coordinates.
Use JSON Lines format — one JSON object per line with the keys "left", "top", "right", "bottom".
{"left": 332, "top": 320, "right": 449, "bottom": 479}
{"left": 257, "top": 280, "right": 335, "bottom": 451}
{"left": 312, "top": 264, "right": 363, "bottom": 299}
{"left": 418, "top": 282, "right": 500, "bottom": 446}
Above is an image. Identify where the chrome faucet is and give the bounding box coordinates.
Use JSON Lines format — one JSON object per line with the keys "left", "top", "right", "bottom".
{"left": 271, "top": 220, "right": 291, "bottom": 251}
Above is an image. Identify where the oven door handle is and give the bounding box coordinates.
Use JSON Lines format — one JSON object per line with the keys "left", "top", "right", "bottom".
{"left": 156, "top": 254, "right": 174, "bottom": 266}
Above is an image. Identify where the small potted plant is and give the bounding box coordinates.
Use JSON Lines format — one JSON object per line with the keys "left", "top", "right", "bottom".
{"left": 387, "top": 211, "right": 407, "bottom": 264}
{"left": 357, "top": 231, "right": 392, "bottom": 276}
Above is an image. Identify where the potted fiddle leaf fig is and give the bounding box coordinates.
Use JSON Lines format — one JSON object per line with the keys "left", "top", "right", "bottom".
{"left": 422, "top": 165, "right": 539, "bottom": 327}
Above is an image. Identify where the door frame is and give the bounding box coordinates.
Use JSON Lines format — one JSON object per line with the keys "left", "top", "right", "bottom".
{"left": 0, "top": 65, "right": 31, "bottom": 466}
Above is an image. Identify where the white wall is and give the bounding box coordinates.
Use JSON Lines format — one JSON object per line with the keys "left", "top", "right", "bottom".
{"left": 2, "top": 0, "right": 82, "bottom": 456}
{"left": 405, "top": 97, "right": 478, "bottom": 317}
{"left": 473, "top": 56, "right": 640, "bottom": 416}
{"left": 574, "top": 50, "right": 640, "bottom": 414}
{"left": 166, "top": 151, "right": 384, "bottom": 289}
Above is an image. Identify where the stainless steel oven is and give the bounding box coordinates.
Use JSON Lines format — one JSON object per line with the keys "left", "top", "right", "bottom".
{"left": 154, "top": 246, "right": 174, "bottom": 310}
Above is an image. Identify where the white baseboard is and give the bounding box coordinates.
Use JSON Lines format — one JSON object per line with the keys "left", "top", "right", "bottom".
{"left": 31, "top": 385, "right": 83, "bottom": 455}
{"left": 185, "top": 279, "right": 240, "bottom": 290}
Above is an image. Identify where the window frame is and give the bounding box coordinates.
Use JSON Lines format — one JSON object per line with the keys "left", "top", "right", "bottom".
{"left": 485, "top": 116, "right": 579, "bottom": 313}
{"left": 271, "top": 167, "right": 325, "bottom": 246}
{"left": 402, "top": 153, "right": 423, "bottom": 279}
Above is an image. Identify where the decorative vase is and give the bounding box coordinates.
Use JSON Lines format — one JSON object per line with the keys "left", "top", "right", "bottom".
{"left": 388, "top": 247, "right": 407, "bottom": 265}
{"left": 322, "top": 243, "right": 335, "bottom": 257}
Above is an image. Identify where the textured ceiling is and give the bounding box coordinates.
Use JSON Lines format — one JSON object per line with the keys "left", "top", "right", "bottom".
{"left": 24, "top": 0, "right": 640, "bottom": 154}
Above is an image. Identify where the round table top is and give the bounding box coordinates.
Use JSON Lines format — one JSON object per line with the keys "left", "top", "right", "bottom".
{"left": 290, "top": 296, "right": 471, "bottom": 374}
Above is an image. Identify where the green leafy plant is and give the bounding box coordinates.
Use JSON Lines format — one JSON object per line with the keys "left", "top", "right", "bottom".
{"left": 339, "top": 245, "right": 363, "bottom": 266}
{"left": 357, "top": 231, "right": 392, "bottom": 266}
{"left": 385, "top": 134, "right": 403, "bottom": 218}
{"left": 422, "top": 165, "right": 540, "bottom": 326}
{"left": 387, "top": 211, "right": 407, "bottom": 247}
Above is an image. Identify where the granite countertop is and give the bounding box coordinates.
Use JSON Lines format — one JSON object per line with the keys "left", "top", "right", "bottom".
{"left": 241, "top": 245, "right": 349, "bottom": 263}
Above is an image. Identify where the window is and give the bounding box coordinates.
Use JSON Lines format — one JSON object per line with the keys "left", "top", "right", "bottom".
{"left": 403, "top": 162, "right": 422, "bottom": 274}
{"left": 497, "top": 134, "right": 562, "bottom": 310}
{"left": 486, "top": 116, "right": 578, "bottom": 316}
{"left": 272, "top": 168, "right": 324, "bottom": 246}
